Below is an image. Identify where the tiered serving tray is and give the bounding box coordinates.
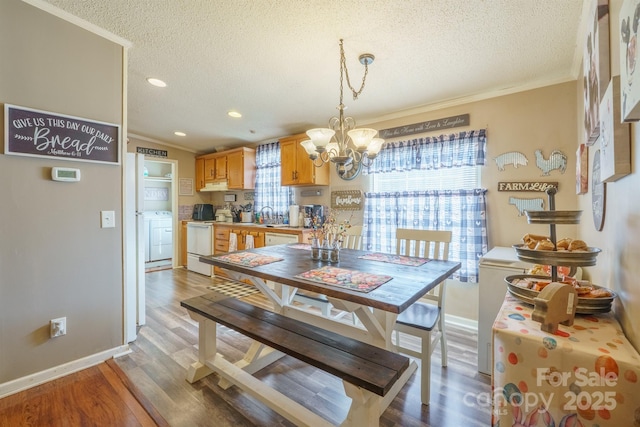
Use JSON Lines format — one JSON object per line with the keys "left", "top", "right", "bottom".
{"left": 512, "top": 244, "right": 601, "bottom": 266}
{"left": 505, "top": 274, "right": 616, "bottom": 314}
{"left": 525, "top": 210, "right": 582, "bottom": 224}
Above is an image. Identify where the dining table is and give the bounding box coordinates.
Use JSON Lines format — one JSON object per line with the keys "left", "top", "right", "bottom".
{"left": 193, "top": 243, "right": 461, "bottom": 412}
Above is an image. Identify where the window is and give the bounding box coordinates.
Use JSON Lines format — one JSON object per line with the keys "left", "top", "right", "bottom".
{"left": 363, "top": 130, "right": 487, "bottom": 282}
{"left": 253, "top": 142, "right": 292, "bottom": 217}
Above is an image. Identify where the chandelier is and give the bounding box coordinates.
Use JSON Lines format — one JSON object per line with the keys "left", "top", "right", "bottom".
{"left": 300, "top": 39, "right": 385, "bottom": 180}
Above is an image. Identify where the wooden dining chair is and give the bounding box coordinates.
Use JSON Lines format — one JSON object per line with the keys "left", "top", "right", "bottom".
{"left": 342, "top": 225, "right": 363, "bottom": 250}
{"left": 393, "top": 228, "right": 452, "bottom": 406}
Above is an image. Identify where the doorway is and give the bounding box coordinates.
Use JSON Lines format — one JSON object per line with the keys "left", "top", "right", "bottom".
{"left": 124, "top": 153, "right": 178, "bottom": 343}
{"left": 142, "top": 159, "right": 178, "bottom": 272}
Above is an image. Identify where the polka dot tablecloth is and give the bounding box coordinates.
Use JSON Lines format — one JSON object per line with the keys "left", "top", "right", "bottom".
{"left": 491, "top": 294, "right": 640, "bottom": 427}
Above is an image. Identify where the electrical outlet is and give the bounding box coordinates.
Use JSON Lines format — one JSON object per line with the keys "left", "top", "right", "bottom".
{"left": 101, "top": 210, "right": 115, "bottom": 228}
{"left": 50, "top": 317, "right": 66, "bottom": 338}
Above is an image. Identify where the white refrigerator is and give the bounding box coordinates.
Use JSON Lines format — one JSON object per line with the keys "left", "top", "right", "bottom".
{"left": 477, "top": 246, "right": 530, "bottom": 375}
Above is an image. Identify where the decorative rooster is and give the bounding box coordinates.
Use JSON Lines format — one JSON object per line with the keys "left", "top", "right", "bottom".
{"left": 535, "top": 149, "right": 567, "bottom": 176}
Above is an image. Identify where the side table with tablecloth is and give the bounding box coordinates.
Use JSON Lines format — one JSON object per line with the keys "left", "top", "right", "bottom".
{"left": 491, "top": 294, "right": 640, "bottom": 427}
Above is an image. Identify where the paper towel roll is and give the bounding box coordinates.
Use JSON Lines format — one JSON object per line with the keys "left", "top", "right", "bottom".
{"left": 289, "top": 205, "right": 299, "bottom": 227}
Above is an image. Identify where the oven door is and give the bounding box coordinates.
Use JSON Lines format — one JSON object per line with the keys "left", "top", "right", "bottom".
{"left": 187, "top": 253, "right": 213, "bottom": 276}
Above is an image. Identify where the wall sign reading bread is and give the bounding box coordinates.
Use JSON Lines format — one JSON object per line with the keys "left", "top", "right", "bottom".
{"left": 4, "top": 104, "right": 120, "bottom": 165}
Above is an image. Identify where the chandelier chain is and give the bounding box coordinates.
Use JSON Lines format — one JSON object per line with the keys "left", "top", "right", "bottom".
{"left": 339, "top": 39, "right": 369, "bottom": 101}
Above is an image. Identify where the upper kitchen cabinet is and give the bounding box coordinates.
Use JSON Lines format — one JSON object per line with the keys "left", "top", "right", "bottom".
{"left": 280, "top": 133, "right": 329, "bottom": 186}
{"left": 195, "top": 147, "right": 256, "bottom": 191}
{"left": 213, "top": 155, "right": 227, "bottom": 181}
{"left": 226, "top": 147, "right": 255, "bottom": 189}
{"left": 195, "top": 158, "right": 205, "bottom": 190}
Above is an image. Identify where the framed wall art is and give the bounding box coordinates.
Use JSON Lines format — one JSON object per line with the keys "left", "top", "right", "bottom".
{"left": 592, "top": 149, "right": 606, "bottom": 231}
{"left": 576, "top": 144, "right": 589, "bottom": 194}
{"left": 584, "top": 0, "right": 610, "bottom": 143}
{"left": 620, "top": 0, "right": 640, "bottom": 121}
{"left": 4, "top": 104, "right": 120, "bottom": 165}
{"left": 599, "top": 76, "right": 632, "bottom": 182}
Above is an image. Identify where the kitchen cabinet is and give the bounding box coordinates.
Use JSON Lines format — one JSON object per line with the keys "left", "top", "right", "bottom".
{"left": 214, "top": 155, "right": 227, "bottom": 181}
{"left": 227, "top": 147, "right": 256, "bottom": 189}
{"left": 195, "top": 158, "right": 205, "bottom": 190}
{"left": 280, "top": 133, "right": 330, "bottom": 186}
{"left": 180, "top": 220, "right": 188, "bottom": 266}
{"left": 196, "top": 147, "right": 256, "bottom": 191}
{"left": 204, "top": 157, "right": 217, "bottom": 182}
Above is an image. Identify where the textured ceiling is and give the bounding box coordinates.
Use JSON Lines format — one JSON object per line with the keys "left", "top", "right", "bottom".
{"left": 41, "top": 0, "right": 589, "bottom": 153}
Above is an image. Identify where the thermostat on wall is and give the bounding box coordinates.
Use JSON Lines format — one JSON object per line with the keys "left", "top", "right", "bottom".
{"left": 52, "top": 167, "right": 81, "bottom": 182}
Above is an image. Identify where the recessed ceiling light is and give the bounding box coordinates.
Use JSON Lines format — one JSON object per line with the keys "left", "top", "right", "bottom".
{"left": 174, "top": 131, "right": 186, "bottom": 137}
{"left": 146, "top": 77, "right": 167, "bottom": 87}
{"left": 228, "top": 111, "right": 242, "bottom": 118}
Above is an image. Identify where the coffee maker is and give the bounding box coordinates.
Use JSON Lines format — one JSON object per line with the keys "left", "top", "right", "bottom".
{"left": 303, "top": 205, "right": 326, "bottom": 227}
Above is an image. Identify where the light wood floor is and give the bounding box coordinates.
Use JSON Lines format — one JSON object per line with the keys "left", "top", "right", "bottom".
{"left": 117, "top": 268, "right": 492, "bottom": 426}
{"left": 0, "top": 268, "right": 492, "bottom": 426}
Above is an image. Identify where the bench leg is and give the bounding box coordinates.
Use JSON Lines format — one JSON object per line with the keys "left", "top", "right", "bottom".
{"left": 341, "top": 382, "right": 381, "bottom": 427}
{"left": 186, "top": 316, "right": 216, "bottom": 383}
{"left": 218, "top": 342, "right": 285, "bottom": 389}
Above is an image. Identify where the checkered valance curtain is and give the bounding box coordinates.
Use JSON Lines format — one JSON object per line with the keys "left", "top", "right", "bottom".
{"left": 362, "top": 130, "right": 488, "bottom": 283}
{"left": 363, "top": 129, "right": 486, "bottom": 174}
{"left": 254, "top": 142, "right": 292, "bottom": 216}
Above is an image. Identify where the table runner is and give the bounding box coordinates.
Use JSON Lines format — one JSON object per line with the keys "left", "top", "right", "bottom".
{"left": 216, "top": 252, "right": 283, "bottom": 267}
{"left": 295, "top": 266, "right": 392, "bottom": 293}
{"left": 358, "top": 252, "right": 430, "bottom": 267}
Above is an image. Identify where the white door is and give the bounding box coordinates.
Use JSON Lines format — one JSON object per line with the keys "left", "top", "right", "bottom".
{"left": 124, "top": 152, "right": 146, "bottom": 343}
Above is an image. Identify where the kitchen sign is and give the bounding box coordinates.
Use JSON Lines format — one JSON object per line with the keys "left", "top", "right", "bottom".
{"left": 137, "top": 147, "right": 168, "bottom": 158}
{"left": 378, "top": 114, "right": 469, "bottom": 139}
{"left": 4, "top": 104, "right": 120, "bottom": 165}
{"left": 331, "top": 190, "right": 363, "bottom": 210}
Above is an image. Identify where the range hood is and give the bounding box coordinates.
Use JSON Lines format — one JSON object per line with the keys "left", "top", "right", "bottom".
{"left": 200, "top": 181, "right": 228, "bottom": 192}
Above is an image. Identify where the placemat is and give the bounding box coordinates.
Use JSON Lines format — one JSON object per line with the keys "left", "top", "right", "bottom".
{"left": 358, "top": 252, "right": 430, "bottom": 266}
{"left": 295, "top": 266, "right": 392, "bottom": 293}
{"left": 288, "top": 243, "right": 311, "bottom": 250}
{"left": 216, "top": 252, "right": 283, "bottom": 267}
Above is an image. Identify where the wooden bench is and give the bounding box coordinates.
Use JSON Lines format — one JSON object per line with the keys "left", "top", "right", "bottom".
{"left": 181, "top": 291, "right": 411, "bottom": 427}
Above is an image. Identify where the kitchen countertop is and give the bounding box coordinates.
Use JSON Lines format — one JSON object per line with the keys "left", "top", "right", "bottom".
{"left": 198, "top": 221, "right": 311, "bottom": 235}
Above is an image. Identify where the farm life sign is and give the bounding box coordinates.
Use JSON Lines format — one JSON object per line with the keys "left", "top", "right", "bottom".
{"left": 378, "top": 114, "right": 469, "bottom": 139}
{"left": 331, "top": 190, "right": 363, "bottom": 210}
{"left": 498, "top": 182, "right": 558, "bottom": 192}
{"left": 5, "top": 104, "right": 120, "bottom": 164}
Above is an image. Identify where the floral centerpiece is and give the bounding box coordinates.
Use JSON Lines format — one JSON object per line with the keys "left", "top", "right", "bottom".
{"left": 309, "top": 209, "right": 352, "bottom": 262}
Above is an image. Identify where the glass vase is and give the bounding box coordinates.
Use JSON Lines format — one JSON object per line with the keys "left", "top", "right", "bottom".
{"left": 329, "top": 242, "right": 340, "bottom": 263}
{"left": 310, "top": 238, "right": 320, "bottom": 260}
{"left": 320, "top": 238, "right": 331, "bottom": 262}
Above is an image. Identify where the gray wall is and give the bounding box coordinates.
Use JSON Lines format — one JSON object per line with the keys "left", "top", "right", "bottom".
{"left": 0, "top": 0, "right": 124, "bottom": 382}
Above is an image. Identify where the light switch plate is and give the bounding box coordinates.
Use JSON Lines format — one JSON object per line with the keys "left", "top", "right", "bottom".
{"left": 101, "top": 210, "right": 115, "bottom": 228}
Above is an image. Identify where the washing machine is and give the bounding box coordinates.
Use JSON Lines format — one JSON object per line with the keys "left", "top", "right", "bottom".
{"left": 143, "top": 211, "right": 173, "bottom": 262}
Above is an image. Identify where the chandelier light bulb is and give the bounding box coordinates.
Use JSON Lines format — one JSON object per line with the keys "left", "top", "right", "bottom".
{"left": 347, "top": 128, "right": 378, "bottom": 150}
{"left": 306, "top": 128, "right": 335, "bottom": 148}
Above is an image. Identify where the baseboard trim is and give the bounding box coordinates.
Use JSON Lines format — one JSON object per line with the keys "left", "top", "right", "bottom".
{"left": 445, "top": 314, "right": 478, "bottom": 332}
{"left": 0, "top": 344, "right": 131, "bottom": 399}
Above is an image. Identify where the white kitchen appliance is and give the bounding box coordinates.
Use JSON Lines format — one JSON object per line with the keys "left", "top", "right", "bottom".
{"left": 143, "top": 211, "right": 173, "bottom": 263}
{"left": 265, "top": 232, "right": 299, "bottom": 246}
{"left": 477, "top": 246, "right": 530, "bottom": 375}
{"left": 215, "top": 209, "right": 233, "bottom": 223}
{"left": 186, "top": 222, "right": 214, "bottom": 276}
